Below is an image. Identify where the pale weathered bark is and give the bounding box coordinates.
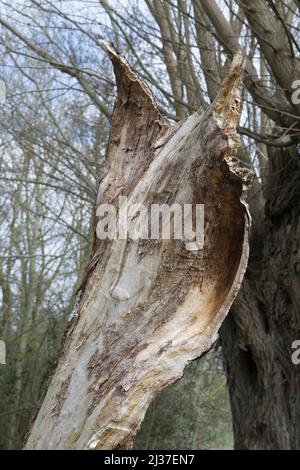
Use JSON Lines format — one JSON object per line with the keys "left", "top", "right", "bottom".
{"left": 25, "top": 46, "right": 252, "bottom": 450}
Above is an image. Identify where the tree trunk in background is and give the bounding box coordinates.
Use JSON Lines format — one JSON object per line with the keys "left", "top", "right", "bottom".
{"left": 24, "top": 47, "right": 252, "bottom": 450}
{"left": 221, "top": 144, "right": 300, "bottom": 449}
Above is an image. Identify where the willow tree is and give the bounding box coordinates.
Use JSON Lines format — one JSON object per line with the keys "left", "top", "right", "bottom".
{"left": 24, "top": 46, "right": 252, "bottom": 449}
{"left": 2, "top": 0, "right": 299, "bottom": 451}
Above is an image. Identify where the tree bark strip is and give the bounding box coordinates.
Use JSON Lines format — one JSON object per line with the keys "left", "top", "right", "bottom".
{"left": 25, "top": 46, "right": 252, "bottom": 450}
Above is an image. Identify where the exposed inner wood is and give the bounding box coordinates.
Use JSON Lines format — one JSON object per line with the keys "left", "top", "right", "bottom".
{"left": 25, "top": 45, "right": 253, "bottom": 450}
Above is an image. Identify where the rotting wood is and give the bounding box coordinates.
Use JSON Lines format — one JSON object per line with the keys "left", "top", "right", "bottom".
{"left": 25, "top": 45, "right": 253, "bottom": 450}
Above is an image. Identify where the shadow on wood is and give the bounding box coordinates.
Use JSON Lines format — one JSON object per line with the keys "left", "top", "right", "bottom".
{"left": 25, "top": 45, "right": 253, "bottom": 450}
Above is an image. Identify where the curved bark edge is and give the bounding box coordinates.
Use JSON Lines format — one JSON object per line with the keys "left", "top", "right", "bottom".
{"left": 24, "top": 50, "right": 254, "bottom": 451}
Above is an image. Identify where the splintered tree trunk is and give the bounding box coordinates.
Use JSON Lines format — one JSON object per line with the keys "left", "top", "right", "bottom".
{"left": 25, "top": 46, "right": 252, "bottom": 450}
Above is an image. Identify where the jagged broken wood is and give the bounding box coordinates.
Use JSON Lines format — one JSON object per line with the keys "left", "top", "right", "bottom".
{"left": 25, "top": 46, "right": 253, "bottom": 450}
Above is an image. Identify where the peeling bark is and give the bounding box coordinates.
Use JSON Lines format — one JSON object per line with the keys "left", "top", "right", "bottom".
{"left": 25, "top": 46, "right": 253, "bottom": 450}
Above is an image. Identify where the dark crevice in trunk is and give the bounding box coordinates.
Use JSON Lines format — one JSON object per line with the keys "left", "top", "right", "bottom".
{"left": 221, "top": 143, "right": 300, "bottom": 449}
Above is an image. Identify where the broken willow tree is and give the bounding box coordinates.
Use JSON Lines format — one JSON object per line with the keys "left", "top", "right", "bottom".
{"left": 25, "top": 46, "right": 253, "bottom": 450}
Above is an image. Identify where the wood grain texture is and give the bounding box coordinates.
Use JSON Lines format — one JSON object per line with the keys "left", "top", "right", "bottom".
{"left": 25, "top": 46, "right": 253, "bottom": 450}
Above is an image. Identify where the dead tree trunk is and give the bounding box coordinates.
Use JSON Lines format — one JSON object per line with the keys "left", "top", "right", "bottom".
{"left": 25, "top": 46, "right": 252, "bottom": 450}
